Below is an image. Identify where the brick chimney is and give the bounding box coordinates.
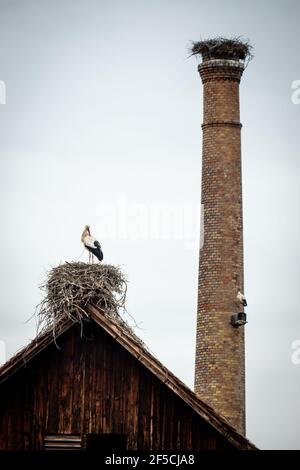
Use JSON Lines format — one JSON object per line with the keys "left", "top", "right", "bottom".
{"left": 193, "top": 39, "right": 251, "bottom": 435}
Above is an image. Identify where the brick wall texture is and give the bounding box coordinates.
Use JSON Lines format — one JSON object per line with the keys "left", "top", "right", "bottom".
{"left": 194, "top": 58, "right": 246, "bottom": 435}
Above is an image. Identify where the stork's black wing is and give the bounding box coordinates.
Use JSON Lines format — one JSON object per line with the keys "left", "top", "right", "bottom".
{"left": 85, "top": 240, "right": 103, "bottom": 261}
{"left": 94, "top": 240, "right": 103, "bottom": 261}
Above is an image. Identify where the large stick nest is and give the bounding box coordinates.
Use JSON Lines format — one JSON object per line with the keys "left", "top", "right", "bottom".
{"left": 37, "top": 262, "right": 128, "bottom": 334}
{"left": 189, "top": 37, "right": 253, "bottom": 62}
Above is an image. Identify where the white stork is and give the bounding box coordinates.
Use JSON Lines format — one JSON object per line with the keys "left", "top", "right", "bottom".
{"left": 237, "top": 289, "right": 247, "bottom": 307}
{"left": 81, "top": 225, "right": 103, "bottom": 263}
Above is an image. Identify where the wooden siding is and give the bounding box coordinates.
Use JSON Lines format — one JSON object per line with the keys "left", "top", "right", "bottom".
{"left": 0, "top": 322, "right": 234, "bottom": 450}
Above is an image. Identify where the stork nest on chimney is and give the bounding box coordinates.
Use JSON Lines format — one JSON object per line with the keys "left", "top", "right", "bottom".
{"left": 36, "top": 261, "right": 128, "bottom": 338}
{"left": 189, "top": 37, "right": 253, "bottom": 62}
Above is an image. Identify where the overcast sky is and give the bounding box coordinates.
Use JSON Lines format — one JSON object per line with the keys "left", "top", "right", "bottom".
{"left": 0, "top": 0, "right": 299, "bottom": 450}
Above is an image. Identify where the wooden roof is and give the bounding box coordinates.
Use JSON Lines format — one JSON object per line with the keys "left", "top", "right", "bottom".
{"left": 0, "top": 306, "right": 257, "bottom": 450}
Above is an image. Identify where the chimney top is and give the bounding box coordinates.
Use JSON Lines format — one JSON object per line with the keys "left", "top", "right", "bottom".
{"left": 189, "top": 37, "right": 253, "bottom": 63}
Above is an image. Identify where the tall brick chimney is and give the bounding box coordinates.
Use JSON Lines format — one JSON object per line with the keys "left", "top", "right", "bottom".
{"left": 193, "top": 39, "right": 252, "bottom": 435}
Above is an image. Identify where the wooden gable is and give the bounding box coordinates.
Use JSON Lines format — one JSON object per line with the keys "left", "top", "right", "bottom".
{"left": 0, "top": 308, "right": 256, "bottom": 450}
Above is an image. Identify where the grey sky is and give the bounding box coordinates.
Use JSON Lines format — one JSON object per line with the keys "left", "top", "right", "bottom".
{"left": 0, "top": 0, "right": 299, "bottom": 450}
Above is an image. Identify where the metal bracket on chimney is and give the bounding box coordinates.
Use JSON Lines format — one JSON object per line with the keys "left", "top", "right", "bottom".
{"left": 230, "top": 312, "right": 247, "bottom": 327}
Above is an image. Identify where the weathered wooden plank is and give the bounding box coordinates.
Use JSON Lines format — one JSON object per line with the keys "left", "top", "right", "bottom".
{"left": 163, "top": 387, "right": 174, "bottom": 450}
{"left": 102, "top": 331, "right": 111, "bottom": 434}
{"left": 46, "top": 344, "right": 59, "bottom": 435}
{"left": 71, "top": 325, "right": 82, "bottom": 434}
{"left": 151, "top": 379, "right": 161, "bottom": 450}
{"left": 58, "top": 330, "right": 74, "bottom": 434}
{"left": 94, "top": 327, "right": 104, "bottom": 434}
{"left": 91, "top": 333, "right": 97, "bottom": 433}
{"left": 137, "top": 365, "right": 152, "bottom": 450}
{"left": 83, "top": 333, "right": 91, "bottom": 435}
{"left": 127, "top": 357, "right": 139, "bottom": 450}
{"left": 112, "top": 344, "right": 120, "bottom": 433}
{"left": 0, "top": 385, "right": 7, "bottom": 448}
